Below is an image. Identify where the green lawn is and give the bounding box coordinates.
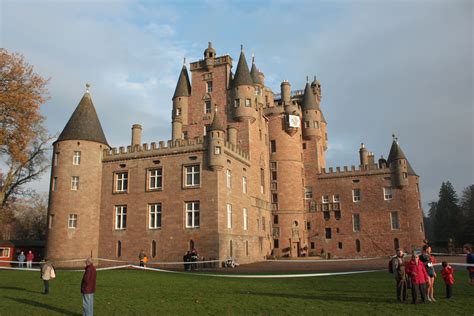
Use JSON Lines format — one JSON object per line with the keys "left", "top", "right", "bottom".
{"left": 0, "top": 268, "right": 472, "bottom": 315}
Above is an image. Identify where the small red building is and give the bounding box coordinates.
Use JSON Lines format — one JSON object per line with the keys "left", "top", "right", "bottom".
{"left": 0, "top": 240, "right": 45, "bottom": 267}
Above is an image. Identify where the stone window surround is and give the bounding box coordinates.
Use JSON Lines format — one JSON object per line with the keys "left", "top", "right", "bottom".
{"left": 185, "top": 201, "right": 200, "bottom": 228}
{"left": 183, "top": 164, "right": 201, "bottom": 188}
{"left": 147, "top": 167, "right": 163, "bottom": 191}
{"left": 73, "top": 151, "right": 81, "bottom": 165}
{"left": 148, "top": 203, "right": 162, "bottom": 229}
{"left": 115, "top": 205, "right": 127, "bottom": 230}
{"left": 68, "top": 214, "right": 77, "bottom": 229}
{"left": 114, "top": 171, "right": 128, "bottom": 193}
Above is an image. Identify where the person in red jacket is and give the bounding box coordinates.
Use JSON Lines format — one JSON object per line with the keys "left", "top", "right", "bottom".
{"left": 81, "top": 258, "right": 97, "bottom": 316}
{"left": 441, "top": 261, "right": 454, "bottom": 299}
{"left": 406, "top": 252, "right": 429, "bottom": 304}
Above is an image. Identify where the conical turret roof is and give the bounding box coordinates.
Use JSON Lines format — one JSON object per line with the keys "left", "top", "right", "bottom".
{"left": 173, "top": 65, "right": 191, "bottom": 99}
{"left": 250, "top": 62, "right": 262, "bottom": 85}
{"left": 233, "top": 51, "right": 253, "bottom": 86}
{"left": 387, "top": 138, "right": 416, "bottom": 175}
{"left": 57, "top": 90, "right": 108, "bottom": 145}
{"left": 208, "top": 111, "right": 226, "bottom": 132}
{"left": 302, "top": 82, "right": 318, "bottom": 110}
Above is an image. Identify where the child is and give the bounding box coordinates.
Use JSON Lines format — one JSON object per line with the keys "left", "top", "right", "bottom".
{"left": 441, "top": 261, "right": 454, "bottom": 299}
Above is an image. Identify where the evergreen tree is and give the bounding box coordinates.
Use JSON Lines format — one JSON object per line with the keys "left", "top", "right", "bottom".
{"left": 459, "top": 185, "right": 474, "bottom": 244}
{"left": 426, "top": 202, "right": 437, "bottom": 241}
{"left": 432, "top": 182, "right": 461, "bottom": 244}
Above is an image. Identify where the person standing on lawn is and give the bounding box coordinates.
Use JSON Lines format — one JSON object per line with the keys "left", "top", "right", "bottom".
{"left": 26, "top": 250, "right": 34, "bottom": 269}
{"left": 139, "top": 250, "right": 145, "bottom": 267}
{"left": 419, "top": 245, "right": 437, "bottom": 302}
{"left": 464, "top": 245, "right": 474, "bottom": 286}
{"left": 406, "top": 252, "right": 429, "bottom": 304}
{"left": 40, "top": 259, "right": 54, "bottom": 294}
{"left": 391, "top": 248, "right": 407, "bottom": 303}
{"left": 81, "top": 258, "right": 97, "bottom": 316}
{"left": 441, "top": 261, "right": 454, "bottom": 299}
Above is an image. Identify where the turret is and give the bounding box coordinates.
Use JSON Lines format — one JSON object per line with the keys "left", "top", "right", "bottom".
{"left": 232, "top": 47, "right": 257, "bottom": 122}
{"left": 46, "top": 84, "right": 108, "bottom": 267}
{"left": 301, "top": 81, "right": 321, "bottom": 139}
{"left": 227, "top": 125, "right": 237, "bottom": 145}
{"left": 281, "top": 81, "right": 291, "bottom": 105}
{"left": 172, "top": 63, "right": 191, "bottom": 140}
{"left": 131, "top": 124, "right": 142, "bottom": 147}
{"left": 204, "top": 41, "right": 216, "bottom": 69}
{"left": 359, "top": 143, "right": 369, "bottom": 166}
{"left": 250, "top": 56, "right": 264, "bottom": 108}
{"left": 387, "top": 135, "right": 416, "bottom": 188}
{"left": 207, "top": 111, "right": 226, "bottom": 171}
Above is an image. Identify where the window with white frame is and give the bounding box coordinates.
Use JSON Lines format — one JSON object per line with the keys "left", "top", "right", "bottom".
{"left": 304, "top": 121, "right": 310, "bottom": 128}
{"left": 149, "top": 203, "right": 162, "bottom": 229}
{"left": 227, "top": 204, "right": 232, "bottom": 229}
{"left": 115, "top": 206, "right": 127, "bottom": 230}
{"left": 245, "top": 98, "right": 251, "bottom": 107}
{"left": 333, "top": 194, "right": 340, "bottom": 203}
{"left": 384, "top": 187, "right": 393, "bottom": 200}
{"left": 176, "top": 108, "right": 181, "bottom": 116}
{"left": 148, "top": 168, "right": 163, "bottom": 190}
{"left": 185, "top": 165, "right": 200, "bottom": 187}
{"left": 305, "top": 187, "right": 313, "bottom": 199}
{"left": 214, "top": 146, "right": 221, "bottom": 154}
{"left": 234, "top": 99, "right": 240, "bottom": 108}
{"left": 207, "top": 81, "right": 213, "bottom": 93}
{"left": 322, "top": 195, "right": 329, "bottom": 203}
{"left": 270, "top": 162, "right": 277, "bottom": 170}
{"left": 260, "top": 168, "right": 264, "bottom": 193}
{"left": 186, "top": 202, "right": 200, "bottom": 228}
{"left": 243, "top": 208, "right": 248, "bottom": 231}
{"left": 226, "top": 169, "right": 232, "bottom": 189}
{"left": 52, "top": 177, "right": 57, "bottom": 191}
{"left": 242, "top": 177, "right": 247, "bottom": 194}
{"left": 314, "top": 121, "right": 319, "bottom": 128}
{"left": 352, "top": 189, "right": 361, "bottom": 202}
{"left": 71, "top": 176, "right": 79, "bottom": 190}
{"left": 115, "top": 172, "right": 128, "bottom": 192}
{"left": 73, "top": 151, "right": 81, "bottom": 165}
{"left": 48, "top": 214, "right": 54, "bottom": 229}
{"left": 391, "top": 212, "right": 400, "bottom": 230}
{"left": 353, "top": 213, "right": 361, "bottom": 232}
{"left": 271, "top": 170, "right": 277, "bottom": 181}
{"left": 68, "top": 214, "right": 77, "bottom": 228}
{"left": 205, "top": 100, "right": 212, "bottom": 113}
{"left": 0, "top": 247, "right": 10, "bottom": 258}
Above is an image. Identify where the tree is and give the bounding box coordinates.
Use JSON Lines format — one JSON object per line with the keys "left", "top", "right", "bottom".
{"left": 0, "top": 49, "right": 50, "bottom": 208}
{"left": 432, "top": 181, "right": 461, "bottom": 244}
{"left": 459, "top": 185, "right": 474, "bottom": 244}
{"left": 8, "top": 192, "right": 48, "bottom": 240}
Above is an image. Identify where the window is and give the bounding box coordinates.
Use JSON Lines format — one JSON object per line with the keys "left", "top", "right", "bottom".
{"left": 185, "top": 165, "right": 200, "bottom": 187}
{"left": 182, "top": 131, "right": 188, "bottom": 139}
{"left": 270, "top": 140, "right": 276, "bottom": 153}
{"left": 310, "top": 242, "right": 315, "bottom": 249}
{"left": 117, "top": 241, "right": 122, "bottom": 257}
{"left": 314, "top": 121, "right": 319, "bottom": 128}
{"left": 260, "top": 168, "right": 264, "bottom": 193}
{"left": 226, "top": 169, "right": 232, "bottom": 189}
{"left": 148, "top": 168, "right": 163, "bottom": 190}
{"left": 205, "top": 100, "right": 212, "bottom": 113}
{"left": 304, "top": 121, "right": 310, "bottom": 128}
{"left": 242, "top": 177, "right": 247, "bottom": 193}
{"left": 270, "top": 162, "right": 277, "bottom": 170}
{"left": 384, "top": 187, "right": 393, "bottom": 200}
{"left": 214, "top": 146, "right": 221, "bottom": 154}
{"left": 325, "top": 228, "right": 332, "bottom": 239}
{"left": 73, "top": 151, "right": 81, "bottom": 165}
{"left": 391, "top": 212, "right": 400, "bottom": 230}
{"left": 115, "top": 172, "right": 128, "bottom": 192}
{"left": 272, "top": 239, "right": 280, "bottom": 249}
{"left": 420, "top": 223, "right": 424, "bottom": 232}
{"left": 149, "top": 204, "right": 162, "bottom": 229}
{"left": 272, "top": 193, "right": 278, "bottom": 204}
{"left": 207, "top": 81, "right": 213, "bottom": 93}
{"left": 333, "top": 194, "right": 340, "bottom": 203}
{"left": 151, "top": 240, "right": 157, "bottom": 258}
{"left": 0, "top": 247, "right": 10, "bottom": 258}
{"left": 115, "top": 206, "right": 127, "bottom": 230}
{"left": 245, "top": 240, "right": 249, "bottom": 256}
{"left": 322, "top": 195, "right": 329, "bottom": 203}
{"left": 335, "top": 210, "right": 341, "bottom": 220}
{"left": 243, "top": 208, "right": 248, "bottom": 230}
{"left": 52, "top": 177, "right": 57, "bottom": 191}
{"left": 48, "top": 214, "right": 54, "bottom": 229}
{"left": 68, "top": 214, "right": 77, "bottom": 229}
{"left": 245, "top": 98, "right": 251, "bottom": 107}
{"left": 303, "top": 143, "right": 307, "bottom": 150}
{"left": 71, "top": 176, "right": 79, "bottom": 190}
{"left": 323, "top": 211, "right": 330, "bottom": 221}
{"left": 353, "top": 214, "right": 361, "bottom": 232}
{"left": 356, "top": 239, "right": 361, "bottom": 252}
{"left": 304, "top": 187, "right": 313, "bottom": 199}
{"left": 271, "top": 171, "right": 277, "bottom": 181}
{"left": 306, "top": 221, "right": 311, "bottom": 230}
{"left": 274, "top": 215, "right": 279, "bottom": 225}
{"left": 53, "top": 152, "right": 59, "bottom": 166}
{"left": 186, "top": 202, "right": 200, "bottom": 228}
{"left": 394, "top": 238, "right": 400, "bottom": 250}
{"left": 416, "top": 183, "right": 419, "bottom": 192}
{"left": 338, "top": 242, "right": 343, "bottom": 249}
{"left": 176, "top": 108, "right": 181, "bottom": 116}
{"left": 230, "top": 240, "right": 233, "bottom": 257}
{"left": 418, "top": 200, "right": 421, "bottom": 209}
{"left": 352, "top": 189, "right": 361, "bottom": 202}
{"left": 234, "top": 99, "right": 240, "bottom": 108}
{"left": 227, "top": 204, "right": 232, "bottom": 229}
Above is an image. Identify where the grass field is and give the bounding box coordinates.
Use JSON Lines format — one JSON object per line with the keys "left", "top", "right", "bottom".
{"left": 0, "top": 268, "right": 472, "bottom": 315}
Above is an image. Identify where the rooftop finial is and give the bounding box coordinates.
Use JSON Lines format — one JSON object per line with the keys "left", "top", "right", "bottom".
{"left": 392, "top": 134, "right": 396, "bottom": 140}
{"left": 252, "top": 52, "right": 255, "bottom": 64}
{"left": 85, "top": 83, "right": 90, "bottom": 93}
{"left": 183, "top": 57, "right": 186, "bottom": 65}
{"left": 314, "top": 75, "right": 317, "bottom": 81}
{"left": 208, "top": 41, "right": 212, "bottom": 48}
{"left": 240, "top": 44, "right": 243, "bottom": 52}
{"left": 306, "top": 76, "right": 309, "bottom": 83}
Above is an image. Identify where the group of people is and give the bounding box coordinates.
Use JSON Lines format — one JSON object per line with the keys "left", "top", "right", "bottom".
{"left": 183, "top": 248, "right": 199, "bottom": 271}
{"left": 391, "top": 244, "right": 474, "bottom": 304}
{"left": 39, "top": 258, "right": 96, "bottom": 315}
{"left": 138, "top": 250, "right": 149, "bottom": 267}
{"left": 16, "top": 250, "right": 35, "bottom": 268}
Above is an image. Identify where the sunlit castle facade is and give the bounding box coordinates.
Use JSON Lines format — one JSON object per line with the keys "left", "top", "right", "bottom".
{"left": 46, "top": 43, "right": 425, "bottom": 266}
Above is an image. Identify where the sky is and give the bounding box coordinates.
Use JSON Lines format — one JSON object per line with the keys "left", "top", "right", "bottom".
{"left": 1, "top": 0, "right": 472, "bottom": 211}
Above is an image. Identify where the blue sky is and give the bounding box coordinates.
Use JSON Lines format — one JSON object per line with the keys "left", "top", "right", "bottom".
{"left": 1, "top": 0, "right": 472, "bottom": 210}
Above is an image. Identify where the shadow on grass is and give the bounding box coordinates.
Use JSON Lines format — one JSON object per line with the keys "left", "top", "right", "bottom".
{"left": 0, "top": 286, "right": 40, "bottom": 294}
{"left": 238, "top": 291, "right": 394, "bottom": 304}
{"left": 4, "top": 296, "right": 81, "bottom": 315}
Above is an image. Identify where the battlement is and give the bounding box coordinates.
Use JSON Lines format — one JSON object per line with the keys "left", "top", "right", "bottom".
{"left": 190, "top": 54, "right": 233, "bottom": 70}
{"left": 223, "top": 140, "right": 250, "bottom": 163}
{"left": 103, "top": 137, "right": 206, "bottom": 162}
{"left": 317, "top": 163, "right": 391, "bottom": 178}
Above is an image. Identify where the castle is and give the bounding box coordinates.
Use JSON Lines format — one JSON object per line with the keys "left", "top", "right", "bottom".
{"left": 46, "top": 43, "right": 425, "bottom": 266}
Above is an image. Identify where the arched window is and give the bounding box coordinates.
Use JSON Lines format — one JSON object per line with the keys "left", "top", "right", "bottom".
{"left": 356, "top": 239, "right": 361, "bottom": 253}
{"left": 151, "top": 240, "right": 157, "bottom": 258}
{"left": 117, "top": 240, "right": 122, "bottom": 257}
{"left": 394, "top": 238, "right": 400, "bottom": 250}
{"left": 189, "top": 239, "right": 195, "bottom": 251}
{"left": 230, "top": 240, "right": 233, "bottom": 257}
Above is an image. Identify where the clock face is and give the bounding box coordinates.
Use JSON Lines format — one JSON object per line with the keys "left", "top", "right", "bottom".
{"left": 289, "top": 115, "right": 301, "bottom": 128}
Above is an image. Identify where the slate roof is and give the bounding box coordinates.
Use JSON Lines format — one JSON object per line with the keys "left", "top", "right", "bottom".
{"left": 302, "top": 83, "right": 318, "bottom": 110}
{"left": 387, "top": 139, "right": 417, "bottom": 175}
{"left": 233, "top": 51, "right": 253, "bottom": 86}
{"left": 208, "top": 111, "right": 226, "bottom": 132}
{"left": 250, "top": 62, "right": 262, "bottom": 85}
{"left": 56, "top": 92, "right": 108, "bottom": 145}
{"left": 173, "top": 65, "right": 191, "bottom": 98}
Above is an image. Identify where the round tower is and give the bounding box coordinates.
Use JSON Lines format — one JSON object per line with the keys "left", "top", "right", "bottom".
{"left": 359, "top": 143, "right": 369, "bottom": 166}
{"left": 250, "top": 56, "right": 264, "bottom": 108}
{"left": 47, "top": 85, "right": 109, "bottom": 267}
{"left": 207, "top": 112, "right": 226, "bottom": 171}
{"left": 172, "top": 63, "right": 191, "bottom": 140}
{"left": 387, "top": 135, "right": 409, "bottom": 188}
{"left": 232, "top": 47, "right": 257, "bottom": 122}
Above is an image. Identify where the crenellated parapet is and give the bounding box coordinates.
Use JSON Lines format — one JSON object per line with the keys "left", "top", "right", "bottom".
{"left": 317, "top": 163, "right": 391, "bottom": 179}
